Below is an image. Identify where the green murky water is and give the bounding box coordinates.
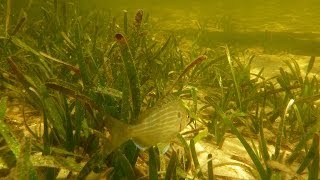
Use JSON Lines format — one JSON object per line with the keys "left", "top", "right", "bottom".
{"left": 1, "top": 1, "right": 319, "bottom": 179}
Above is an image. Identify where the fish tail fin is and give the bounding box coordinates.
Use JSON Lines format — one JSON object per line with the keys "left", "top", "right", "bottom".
{"left": 104, "top": 115, "right": 130, "bottom": 148}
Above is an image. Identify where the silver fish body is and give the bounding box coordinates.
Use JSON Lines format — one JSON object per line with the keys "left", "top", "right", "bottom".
{"left": 108, "top": 96, "right": 189, "bottom": 150}
{"left": 129, "top": 97, "right": 188, "bottom": 150}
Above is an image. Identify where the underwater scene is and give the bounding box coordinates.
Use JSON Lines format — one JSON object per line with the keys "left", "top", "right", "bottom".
{"left": 0, "top": 0, "right": 319, "bottom": 179}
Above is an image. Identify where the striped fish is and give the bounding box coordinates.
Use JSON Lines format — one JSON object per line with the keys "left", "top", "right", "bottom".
{"left": 107, "top": 96, "right": 189, "bottom": 150}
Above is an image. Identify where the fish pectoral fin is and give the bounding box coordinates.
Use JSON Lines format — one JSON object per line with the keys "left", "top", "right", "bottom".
{"left": 132, "top": 137, "right": 153, "bottom": 151}
{"left": 132, "top": 137, "right": 171, "bottom": 154}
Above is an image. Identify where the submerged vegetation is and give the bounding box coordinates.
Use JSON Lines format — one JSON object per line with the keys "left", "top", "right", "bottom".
{"left": 0, "top": 0, "right": 319, "bottom": 179}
